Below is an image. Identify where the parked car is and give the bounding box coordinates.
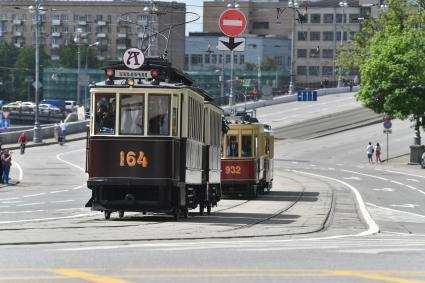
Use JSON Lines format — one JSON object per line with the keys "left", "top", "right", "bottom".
{"left": 421, "top": 152, "right": 425, "bottom": 169}
{"left": 65, "top": 100, "right": 78, "bottom": 112}
{"left": 21, "top": 101, "right": 36, "bottom": 112}
{"left": 2, "top": 101, "right": 22, "bottom": 111}
{"left": 40, "top": 99, "right": 66, "bottom": 113}
{"left": 39, "top": 103, "right": 61, "bottom": 114}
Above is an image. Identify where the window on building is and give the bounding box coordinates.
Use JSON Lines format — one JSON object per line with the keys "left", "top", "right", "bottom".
{"left": 309, "top": 48, "right": 320, "bottom": 58}
{"left": 298, "top": 31, "right": 307, "bottom": 41}
{"left": 233, "top": 55, "right": 237, "bottom": 64}
{"left": 297, "top": 66, "right": 307, "bottom": 75}
{"left": 322, "top": 49, "right": 334, "bottom": 58}
{"left": 185, "top": 55, "right": 189, "bottom": 66}
{"left": 309, "top": 66, "right": 320, "bottom": 76}
{"left": 204, "top": 54, "right": 210, "bottom": 64}
{"left": 297, "top": 49, "right": 307, "bottom": 58}
{"left": 323, "top": 14, "right": 334, "bottom": 23}
{"left": 191, "top": 54, "right": 203, "bottom": 65}
{"left": 322, "top": 66, "right": 333, "bottom": 75}
{"left": 219, "top": 54, "right": 222, "bottom": 64}
{"left": 239, "top": 55, "right": 244, "bottom": 64}
{"left": 336, "top": 31, "right": 347, "bottom": 41}
{"left": 310, "top": 31, "right": 320, "bottom": 41}
{"left": 349, "top": 32, "right": 356, "bottom": 40}
{"left": 275, "top": 56, "right": 283, "bottom": 65}
{"left": 349, "top": 14, "right": 359, "bottom": 23}
{"left": 360, "top": 7, "right": 371, "bottom": 18}
{"left": 336, "top": 14, "right": 346, "bottom": 24}
{"left": 226, "top": 54, "right": 231, "bottom": 64}
{"left": 310, "top": 14, "right": 321, "bottom": 24}
{"left": 212, "top": 54, "right": 217, "bottom": 64}
{"left": 323, "top": 31, "right": 334, "bottom": 41}
{"left": 252, "top": 21, "right": 269, "bottom": 29}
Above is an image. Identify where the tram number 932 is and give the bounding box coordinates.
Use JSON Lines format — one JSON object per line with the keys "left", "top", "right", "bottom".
{"left": 224, "top": 165, "right": 241, "bottom": 175}
{"left": 119, "top": 151, "right": 148, "bottom": 168}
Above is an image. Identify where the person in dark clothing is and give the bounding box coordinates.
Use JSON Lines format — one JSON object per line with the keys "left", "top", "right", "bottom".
{"left": 0, "top": 144, "right": 3, "bottom": 184}
{"left": 1, "top": 149, "right": 12, "bottom": 185}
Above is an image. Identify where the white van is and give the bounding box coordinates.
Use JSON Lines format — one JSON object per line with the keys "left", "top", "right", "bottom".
{"left": 65, "top": 100, "right": 77, "bottom": 112}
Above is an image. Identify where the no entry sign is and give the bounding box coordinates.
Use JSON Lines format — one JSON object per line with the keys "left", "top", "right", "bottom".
{"left": 219, "top": 9, "right": 247, "bottom": 37}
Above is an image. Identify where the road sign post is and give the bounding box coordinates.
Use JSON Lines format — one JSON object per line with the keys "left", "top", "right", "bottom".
{"left": 219, "top": 9, "right": 246, "bottom": 107}
{"left": 383, "top": 118, "right": 392, "bottom": 162}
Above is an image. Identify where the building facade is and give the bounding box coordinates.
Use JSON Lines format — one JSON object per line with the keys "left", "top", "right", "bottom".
{"left": 185, "top": 32, "right": 291, "bottom": 72}
{"left": 0, "top": 0, "right": 186, "bottom": 69}
{"left": 204, "top": 0, "right": 382, "bottom": 87}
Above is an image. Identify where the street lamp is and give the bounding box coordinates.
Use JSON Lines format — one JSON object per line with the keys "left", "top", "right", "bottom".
{"left": 337, "top": 0, "right": 348, "bottom": 88}
{"left": 84, "top": 42, "right": 99, "bottom": 110}
{"left": 29, "top": 0, "right": 45, "bottom": 143}
{"left": 74, "top": 28, "right": 83, "bottom": 106}
{"left": 288, "top": 0, "right": 299, "bottom": 95}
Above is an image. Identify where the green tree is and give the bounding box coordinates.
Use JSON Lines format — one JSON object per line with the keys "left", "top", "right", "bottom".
{"left": 355, "top": 0, "right": 425, "bottom": 136}
{"left": 0, "top": 43, "right": 20, "bottom": 101}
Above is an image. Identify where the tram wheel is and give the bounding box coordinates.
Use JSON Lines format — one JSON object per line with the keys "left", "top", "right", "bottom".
{"left": 206, "top": 203, "right": 212, "bottom": 215}
{"left": 104, "top": 211, "right": 111, "bottom": 220}
{"left": 118, "top": 211, "right": 124, "bottom": 218}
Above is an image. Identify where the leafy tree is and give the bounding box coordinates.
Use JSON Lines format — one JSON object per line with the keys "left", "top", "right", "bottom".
{"left": 354, "top": 0, "right": 425, "bottom": 136}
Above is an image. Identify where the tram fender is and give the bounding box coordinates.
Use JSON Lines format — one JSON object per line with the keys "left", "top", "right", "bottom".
{"left": 85, "top": 197, "right": 93, "bottom": 207}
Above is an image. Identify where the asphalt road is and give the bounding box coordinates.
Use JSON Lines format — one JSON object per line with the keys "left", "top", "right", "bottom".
{"left": 1, "top": 93, "right": 425, "bottom": 283}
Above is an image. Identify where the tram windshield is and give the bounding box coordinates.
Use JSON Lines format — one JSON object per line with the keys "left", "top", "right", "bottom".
{"left": 148, "top": 95, "right": 170, "bottom": 135}
{"left": 226, "top": 135, "right": 239, "bottom": 157}
{"left": 241, "top": 135, "right": 252, "bottom": 157}
{"left": 94, "top": 94, "right": 116, "bottom": 134}
{"left": 120, "top": 94, "right": 144, "bottom": 135}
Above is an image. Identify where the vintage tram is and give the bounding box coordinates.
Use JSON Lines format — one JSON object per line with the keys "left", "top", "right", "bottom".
{"left": 85, "top": 56, "right": 223, "bottom": 220}
{"left": 221, "top": 112, "right": 274, "bottom": 197}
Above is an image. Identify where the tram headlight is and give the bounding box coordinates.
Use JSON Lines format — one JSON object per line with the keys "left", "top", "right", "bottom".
{"left": 127, "top": 78, "right": 135, "bottom": 87}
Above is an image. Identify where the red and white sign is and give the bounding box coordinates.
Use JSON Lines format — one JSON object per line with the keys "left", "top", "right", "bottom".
{"left": 219, "top": 9, "right": 247, "bottom": 37}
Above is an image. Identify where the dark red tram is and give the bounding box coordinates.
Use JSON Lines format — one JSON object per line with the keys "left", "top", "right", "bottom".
{"left": 221, "top": 113, "right": 274, "bottom": 197}
{"left": 85, "top": 57, "right": 223, "bottom": 220}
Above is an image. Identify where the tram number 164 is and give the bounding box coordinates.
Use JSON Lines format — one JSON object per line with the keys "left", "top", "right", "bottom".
{"left": 224, "top": 165, "right": 241, "bottom": 175}
{"left": 120, "top": 151, "right": 148, "bottom": 168}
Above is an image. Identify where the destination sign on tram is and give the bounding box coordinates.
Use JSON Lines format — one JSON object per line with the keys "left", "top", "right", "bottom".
{"left": 114, "top": 70, "right": 152, "bottom": 79}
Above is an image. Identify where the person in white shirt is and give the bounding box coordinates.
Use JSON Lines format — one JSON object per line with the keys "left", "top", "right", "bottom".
{"left": 366, "top": 142, "right": 374, "bottom": 164}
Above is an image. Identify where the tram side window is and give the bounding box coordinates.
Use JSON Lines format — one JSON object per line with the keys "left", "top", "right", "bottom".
{"left": 120, "top": 94, "right": 144, "bottom": 135}
{"left": 227, "top": 135, "right": 239, "bottom": 157}
{"left": 94, "top": 94, "right": 116, "bottom": 135}
{"left": 241, "top": 135, "right": 252, "bottom": 157}
{"left": 172, "top": 94, "right": 178, "bottom": 136}
{"left": 148, "top": 94, "right": 170, "bottom": 135}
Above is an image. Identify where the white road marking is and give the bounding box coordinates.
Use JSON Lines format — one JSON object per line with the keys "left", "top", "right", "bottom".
{"left": 391, "top": 204, "right": 419, "bottom": 208}
{"left": 0, "top": 210, "right": 45, "bottom": 214}
{"left": 336, "top": 164, "right": 344, "bottom": 166}
{"left": 341, "top": 169, "right": 388, "bottom": 181}
{"left": 406, "top": 178, "right": 420, "bottom": 183}
{"left": 16, "top": 202, "right": 44, "bottom": 207}
{"left": 343, "top": 176, "right": 362, "bottom": 180}
{"left": 292, "top": 170, "right": 379, "bottom": 236}
{"left": 390, "top": 180, "right": 404, "bottom": 186}
{"left": 49, "top": 190, "right": 64, "bottom": 194}
{"left": 0, "top": 206, "right": 10, "bottom": 208}
{"left": 405, "top": 185, "right": 425, "bottom": 195}
{"left": 328, "top": 168, "right": 335, "bottom": 170}
{"left": 11, "top": 160, "right": 23, "bottom": 182}
{"left": 56, "top": 149, "right": 86, "bottom": 172}
{"left": 375, "top": 168, "right": 425, "bottom": 179}
{"left": 23, "top": 193, "right": 46, "bottom": 198}
{"left": 373, "top": 188, "right": 394, "bottom": 192}
{"left": 0, "top": 213, "right": 98, "bottom": 224}
{"left": 0, "top": 197, "right": 18, "bottom": 201}
{"left": 51, "top": 200, "right": 74, "bottom": 203}
{"left": 367, "top": 202, "right": 425, "bottom": 220}
{"left": 337, "top": 248, "right": 425, "bottom": 254}
{"left": 1, "top": 200, "right": 24, "bottom": 204}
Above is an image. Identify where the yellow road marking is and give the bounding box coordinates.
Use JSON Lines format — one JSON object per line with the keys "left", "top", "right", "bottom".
{"left": 49, "top": 269, "right": 131, "bottom": 283}
{"left": 0, "top": 275, "right": 66, "bottom": 281}
{"left": 328, "top": 270, "right": 425, "bottom": 283}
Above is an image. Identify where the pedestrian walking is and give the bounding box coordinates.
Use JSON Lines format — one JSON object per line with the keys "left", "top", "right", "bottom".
{"left": 17, "top": 132, "right": 28, "bottom": 154}
{"left": 375, "top": 142, "right": 383, "bottom": 164}
{"left": 366, "top": 142, "right": 374, "bottom": 164}
{"left": 0, "top": 144, "right": 4, "bottom": 184}
{"left": 1, "top": 149, "right": 12, "bottom": 185}
{"left": 59, "top": 120, "right": 67, "bottom": 142}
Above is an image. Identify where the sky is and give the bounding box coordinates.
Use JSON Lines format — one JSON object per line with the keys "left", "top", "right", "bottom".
{"left": 185, "top": 0, "right": 205, "bottom": 35}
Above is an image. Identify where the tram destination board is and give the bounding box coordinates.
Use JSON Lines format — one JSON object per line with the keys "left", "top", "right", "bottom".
{"left": 115, "top": 70, "right": 152, "bottom": 79}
